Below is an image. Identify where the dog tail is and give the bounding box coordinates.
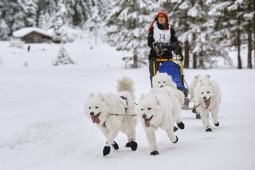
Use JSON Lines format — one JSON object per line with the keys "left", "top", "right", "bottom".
{"left": 116, "top": 76, "right": 135, "bottom": 94}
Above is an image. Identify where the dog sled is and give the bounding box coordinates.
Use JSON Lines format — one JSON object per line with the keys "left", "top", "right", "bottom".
{"left": 152, "top": 42, "right": 194, "bottom": 111}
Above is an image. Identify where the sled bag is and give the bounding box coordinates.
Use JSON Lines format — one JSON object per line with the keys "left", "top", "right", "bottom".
{"left": 158, "top": 61, "right": 184, "bottom": 89}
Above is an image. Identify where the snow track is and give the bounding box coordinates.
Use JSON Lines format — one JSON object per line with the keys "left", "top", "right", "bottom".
{"left": 0, "top": 41, "right": 254, "bottom": 170}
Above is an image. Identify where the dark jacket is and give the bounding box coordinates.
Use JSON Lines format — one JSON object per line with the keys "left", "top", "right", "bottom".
{"left": 147, "top": 22, "right": 178, "bottom": 60}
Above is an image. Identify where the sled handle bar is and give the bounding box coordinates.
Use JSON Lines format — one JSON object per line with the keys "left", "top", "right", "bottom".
{"left": 153, "top": 57, "right": 183, "bottom": 62}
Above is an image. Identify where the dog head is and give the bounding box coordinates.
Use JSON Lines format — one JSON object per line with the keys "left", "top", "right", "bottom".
{"left": 85, "top": 93, "right": 110, "bottom": 125}
{"left": 152, "top": 72, "right": 176, "bottom": 89}
{"left": 197, "top": 83, "right": 216, "bottom": 109}
{"left": 137, "top": 94, "right": 163, "bottom": 128}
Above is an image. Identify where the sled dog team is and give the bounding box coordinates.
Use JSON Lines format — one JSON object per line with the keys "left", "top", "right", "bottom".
{"left": 85, "top": 73, "right": 221, "bottom": 156}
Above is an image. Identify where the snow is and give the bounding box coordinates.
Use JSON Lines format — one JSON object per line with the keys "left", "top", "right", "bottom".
{"left": 0, "top": 38, "right": 255, "bottom": 170}
{"left": 13, "top": 27, "right": 53, "bottom": 38}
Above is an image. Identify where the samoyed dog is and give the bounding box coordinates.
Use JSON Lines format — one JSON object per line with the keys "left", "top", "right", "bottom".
{"left": 193, "top": 75, "right": 221, "bottom": 132}
{"left": 153, "top": 72, "right": 185, "bottom": 106}
{"left": 84, "top": 76, "right": 137, "bottom": 156}
{"left": 190, "top": 75, "right": 211, "bottom": 116}
{"left": 137, "top": 92, "right": 178, "bottom": 155}
{"left": 152, "top": 72, "right": 185, "bottom": 130}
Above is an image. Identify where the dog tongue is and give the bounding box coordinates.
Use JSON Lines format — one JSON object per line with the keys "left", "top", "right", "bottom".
{"left": 91, "top": 115, "right": 100, "bottom": 124}
{"left": 204, "top": 99, "right": 210, "bottom": 109}
{"left": 144, "top": 119, "right": 151, "bottom": 127}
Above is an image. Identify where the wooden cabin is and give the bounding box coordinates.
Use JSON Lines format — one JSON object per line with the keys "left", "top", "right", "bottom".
{"left": 13, "top": 27, "right": 53, "bottom": 43}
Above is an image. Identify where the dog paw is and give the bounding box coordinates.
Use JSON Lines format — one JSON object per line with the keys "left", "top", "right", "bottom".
{"left": 130, "top": 141, "right": 138, "bottom": 151}
{"left": 103, "top": 146, "right": 111, "bottom": 156}
{"left": 205, "top": 127, "right": 212, "bottom": 132}
{"left": 150, "top": 150, "right": 159, "bottom": 156}
{"left": 192, "top": 108, "right": 197, "bottom": 113}
{"left": 173, "top": 136, "right": 178, "bottom": 144}
{"left": 112, "top": 141, "right": 119, "bottom": 150}
{"left": 173, "top": 126, "right": 178, "bottom": 132}
{"left": 125, "top": 142, "right": 131, "bottom": 147}
{"left": 214, "top": 122, "right": 219, "bottom": 127}
{"left": 177, "top": 122, "right": 185, "bottom": 129}
{"left": 196, "top": 114, "right": 201, "bottom": 119}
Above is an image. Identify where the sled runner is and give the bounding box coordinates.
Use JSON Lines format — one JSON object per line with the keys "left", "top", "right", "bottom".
{"left": 152, "top": 42, "right": 193, "bottom": 110}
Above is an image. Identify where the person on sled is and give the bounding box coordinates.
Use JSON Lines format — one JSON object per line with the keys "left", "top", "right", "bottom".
{"left": 147, "top": 9, "right": 182, "bottom": 87}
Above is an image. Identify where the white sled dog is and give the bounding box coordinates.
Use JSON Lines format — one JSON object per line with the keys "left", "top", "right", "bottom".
{"left": 193, "top": 75, "right": 221, "bottom": 132}
{"left": 152, "top": 72, "right": 185, "bottom": 131}
{"left": 137, "top": 92, "right": 178, "bottom": 155}
{"left": 152, "top": 72, "right": 185, "bottom": 106}
{"left": 84, "top": 76, "right": 137, "bottom": 156}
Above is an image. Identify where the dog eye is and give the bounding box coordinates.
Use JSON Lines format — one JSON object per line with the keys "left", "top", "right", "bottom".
{"left": 95, "top": 106, "right": 99, "bottom": 109}
{"left": 158, "top": 82, "right": 160, "bottom": 84}
{"left": 89, "top": 107, "right": 91, "bottom": 109}
{"left": 207, "top": 91, "right": 210, "bottom": 93}
{"left": 148, "top": 107, "right": 152, "bottom": 110}
{"left": 141, "top": 108, "right": 143, "bottom": 111}
{"left": 201, "top": 92, "right": 204, "bottom": 94}
{"left": 163, "top": 81, "right": 166, "bottom": 83}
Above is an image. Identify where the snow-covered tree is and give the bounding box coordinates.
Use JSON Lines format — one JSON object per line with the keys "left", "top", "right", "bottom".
{"left": 87, "top": 10, "right": 100, "bottom": 45}
{"left": 0, "top": 19, "right": 10, "bottom": 40}
{"left": 167, "top": 0, "right": 233, "bottom": 68}
{"left": 20, "top": 0, "right": 37, "bottom": 27}
{"left": 105, "top": 0, "right": 153, "bottom": 68}
{"left": 8, "top": 1, "right": 25, "bottom": 32}
{"left": 71, "top": 0, "right": 91, "bottom": 26}
{"left": 209, "top": 0, "right": 247, "bottom": 69}
{"left": 241, "top": 0, "right": 255, "bottom": 69}
{"left": 0, "top": 1, "right": 10, "bottom": 40}
{"left": 53, "top": 46, "right": 74, "bottom": 66}
{"left": 52, "top": 0, "right": 68, "bottom": 42}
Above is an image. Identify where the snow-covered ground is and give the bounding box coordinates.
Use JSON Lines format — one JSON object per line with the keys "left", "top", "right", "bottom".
{"left": 0, "top": 39, "right": 255, "bottom": 170}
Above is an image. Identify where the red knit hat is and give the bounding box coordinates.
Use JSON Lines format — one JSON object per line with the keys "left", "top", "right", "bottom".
{"left": 148, "top": 9, "right": 170, "bottom": 32}
{"left": 157, "top": 9, "right": 169, "bottom": 21}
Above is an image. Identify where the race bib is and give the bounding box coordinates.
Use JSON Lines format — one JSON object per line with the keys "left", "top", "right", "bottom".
{"left": 153, "top": 22, "right": 170, "bottom": 44}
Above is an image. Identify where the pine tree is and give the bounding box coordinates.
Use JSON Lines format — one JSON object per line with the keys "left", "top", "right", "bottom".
{"left": 0, "top": 19, "right": 10, "bottom": 40}
{"left": 71, "top": 0, "right": 89, "bottom": 26}
{"left": 54, "top": 46, "right": 74, "bottom": 66}
{"left": 242, "top": 0, "right": 254, "bottom": 69}
{"left": 210, "top": 0, "right": 245, "bottom": 69}
{"left": 20, "top": 0, "right": 37, "bottom": 27}
{"left": 169, "top": 0, "right": 232, "bottom": 69}
{"left": 0, "top": 1, "right": 10, "bottom": 40}
{"left": 8, "top": 1, "right": 26, "bottom": 32}
{"left": 106, "top": 0, "right": 152, "bottom": 68}
{"left": 52, "top": 0, "right": 68, "bottom": 42}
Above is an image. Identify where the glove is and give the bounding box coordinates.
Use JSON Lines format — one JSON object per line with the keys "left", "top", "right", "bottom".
{"left": 173, "top": 41, "right": 183, "bottom": 55}
{"left": 152, "top": 42, "right": 163, "bottom": 55}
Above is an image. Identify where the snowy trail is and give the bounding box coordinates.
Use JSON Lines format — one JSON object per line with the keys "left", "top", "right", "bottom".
{"left": 1, "top": 67, "right": 255, "bottom": 170}
{"left": 0, "top": 40, "right": 255, "bottom": 170}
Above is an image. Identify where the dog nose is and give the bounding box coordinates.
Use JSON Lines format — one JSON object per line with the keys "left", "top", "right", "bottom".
{"left": 142, "top": 114, "right": 146, "bottom": 119}
{"left": 90, "top": 112, "right": 94, "bottom": 116}
{"left": 160, "top": 85, "right": 163, "bottom": 88}
{"left": 203, "top": 96, "right": 206, "bottom": 100}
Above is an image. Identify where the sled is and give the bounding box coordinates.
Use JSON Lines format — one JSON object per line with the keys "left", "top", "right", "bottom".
{"left": 152, "top": 42, "right": 194, "bottom": 110}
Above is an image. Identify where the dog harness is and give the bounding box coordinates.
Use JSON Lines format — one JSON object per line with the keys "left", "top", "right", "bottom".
{"left": 120, "top": 96, "right": 128, "bottom": 112}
